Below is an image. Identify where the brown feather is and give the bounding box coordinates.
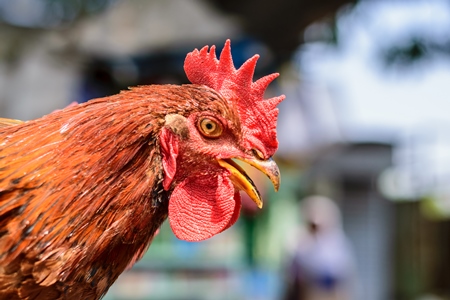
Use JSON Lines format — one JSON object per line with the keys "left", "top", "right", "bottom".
{"left": 0, "top": 118, "right": 23, "bottom": 128}
{"left": 0, "top": 84, "right": 230, "bottom": 299}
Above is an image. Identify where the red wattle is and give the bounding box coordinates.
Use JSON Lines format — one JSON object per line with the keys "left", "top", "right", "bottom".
{"left": 221, "top": 191, "right": 241, "bottom": 233}
{"left": 168, "top": 173, "right": 239, "bottom": 241}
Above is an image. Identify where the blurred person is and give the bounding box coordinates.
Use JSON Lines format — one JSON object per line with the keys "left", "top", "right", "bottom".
{"left": 283, "top": 195, "right": 357, "bottom": 300}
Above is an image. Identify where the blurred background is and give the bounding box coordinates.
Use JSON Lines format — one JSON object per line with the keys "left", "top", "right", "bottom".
{"left": 1, "top": 0, "right": 450, "bottom": 299}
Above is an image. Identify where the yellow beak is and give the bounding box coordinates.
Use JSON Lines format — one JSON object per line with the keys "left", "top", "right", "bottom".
{"left": 217, "top": 157, "right": 280, "bottom": 209}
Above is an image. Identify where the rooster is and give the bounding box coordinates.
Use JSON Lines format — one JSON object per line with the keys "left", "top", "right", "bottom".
{"left": 0, "top": 40, "right": 284, "bottom": 299}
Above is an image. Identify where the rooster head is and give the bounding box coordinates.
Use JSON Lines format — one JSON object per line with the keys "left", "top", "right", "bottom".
{"left": 160, "top": 40, "right": 285, "bottom": 241}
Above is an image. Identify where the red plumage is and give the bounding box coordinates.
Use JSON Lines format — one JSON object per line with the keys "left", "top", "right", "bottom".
{"left": 0, "top": 40, "right": 284, "bottom": 299}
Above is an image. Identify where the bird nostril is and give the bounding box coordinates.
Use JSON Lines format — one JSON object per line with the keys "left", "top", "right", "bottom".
{"left": 252, "top": 149, "right": 265, "bottom": 160}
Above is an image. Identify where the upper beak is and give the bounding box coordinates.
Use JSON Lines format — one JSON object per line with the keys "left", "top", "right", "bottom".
{"left": 217, "top": 156, "right": 280, "bottom": 209}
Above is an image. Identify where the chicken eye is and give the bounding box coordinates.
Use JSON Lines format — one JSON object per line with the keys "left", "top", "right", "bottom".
{"left": 198, "top": 117, "right": 223, "bottom": 138}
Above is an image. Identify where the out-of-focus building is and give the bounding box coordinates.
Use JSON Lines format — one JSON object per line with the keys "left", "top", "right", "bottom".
{"left": 0, "top": 0, "right": 239, "bottom": 120}
{"left": 306, "top": 143, "right": 393, "bottom": 300}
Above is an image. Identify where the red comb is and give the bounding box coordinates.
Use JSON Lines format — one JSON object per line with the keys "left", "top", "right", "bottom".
{"left": 184, "top": 40, "right": 285, "bottom": 157}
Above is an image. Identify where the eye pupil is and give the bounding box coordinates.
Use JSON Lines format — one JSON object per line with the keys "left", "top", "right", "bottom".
{"left": 206, "top": 123, "right": 213, "bottom": 130}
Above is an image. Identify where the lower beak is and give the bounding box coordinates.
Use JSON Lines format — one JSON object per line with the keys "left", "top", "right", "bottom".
{"left": 217, "top": 157, "right": 280, "bottom": 209}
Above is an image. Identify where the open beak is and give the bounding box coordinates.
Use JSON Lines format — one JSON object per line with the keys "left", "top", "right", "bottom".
{"left": 217, "top": 157, "right": 280, "bottom": 209}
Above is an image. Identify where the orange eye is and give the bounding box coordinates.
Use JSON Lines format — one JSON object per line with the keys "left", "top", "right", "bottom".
{"left": 198, "top": 117, "right": 223, "bottom": 138}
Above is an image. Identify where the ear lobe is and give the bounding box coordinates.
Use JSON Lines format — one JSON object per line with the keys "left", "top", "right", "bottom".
{"left": 160, "top": 127, "right": 179, "bottom": 190}
{"left": 168, "top": 174, "right": 240, "bottom": 241}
